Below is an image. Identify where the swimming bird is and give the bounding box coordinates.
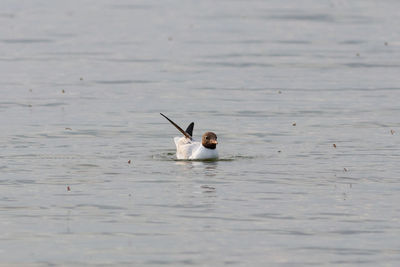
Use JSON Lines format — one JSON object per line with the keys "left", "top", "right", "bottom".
{"left": 160, "top": 113, "right": 218, "bottom": 160}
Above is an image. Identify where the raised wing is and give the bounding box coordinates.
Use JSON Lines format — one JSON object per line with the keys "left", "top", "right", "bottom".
{"left": 160, "top": 113, "right": 192, "bottom": 140}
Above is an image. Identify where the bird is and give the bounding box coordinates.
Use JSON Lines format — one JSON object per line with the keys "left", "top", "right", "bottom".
{"left": 160, "top": 113, "right": 218, "bottom": 160}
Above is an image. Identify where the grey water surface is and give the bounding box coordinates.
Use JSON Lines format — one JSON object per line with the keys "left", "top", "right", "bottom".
{"left": 1, "top": 0, "right": 400, "bottom": 266}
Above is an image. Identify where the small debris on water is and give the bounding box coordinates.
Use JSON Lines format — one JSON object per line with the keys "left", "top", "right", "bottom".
{"left": 356, "top": 53, "right": 360, "bottom": 57}
{"left": 292, "top": 122, "right": 296, "bottom": 126}
{"left": 61, "top": 89, "right": 65, "bottom": 93}
{"left": 343, "top": 168, "right": 348, "bottom": 172}
{"left": 67, "top": 186, "right": 71, "bottom": 191}
{"left": 390, "top": 129, "right": 395, "bottom": 135}
{"left": 65, "top": 127, "right": 72, "bottom": 130}
{"left": 278, "top": 90, "right": 282, "bottom": 94}
{"left": 333, "top": 144, "right": 337, "bottom": 148}
{"left": 80, "top": 77, "right": 84, "bottom": 81}
{"left": 201, "top": 185, "right": 215, "bottom": 191}
{"left": 278, "top": 150, "right": 281, "bottom": 153}
{"left": 128, "top": 160, "right": 131, "bottom": 164}
{"left": 384, "top": 42, "right": 388, "bottom": 46}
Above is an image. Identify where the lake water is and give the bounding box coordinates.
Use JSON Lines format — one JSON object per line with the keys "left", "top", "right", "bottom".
{"left": 1, "top": 0, "right": 400, "bottom": 265}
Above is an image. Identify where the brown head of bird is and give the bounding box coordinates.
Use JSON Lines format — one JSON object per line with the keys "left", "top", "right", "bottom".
{"left": 202, "top": 132, "right": 218, "bottom": 149}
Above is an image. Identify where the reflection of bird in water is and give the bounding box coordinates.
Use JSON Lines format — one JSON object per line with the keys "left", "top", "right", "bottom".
{"left": 160, "top": 113, "right": 218, "bottom": 160}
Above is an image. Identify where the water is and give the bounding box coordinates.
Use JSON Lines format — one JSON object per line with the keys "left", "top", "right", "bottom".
{"left": 1, "top": 0, "right": 400, "bottom": 265}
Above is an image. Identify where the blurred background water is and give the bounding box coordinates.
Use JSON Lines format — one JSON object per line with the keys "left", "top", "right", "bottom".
{"left": 1, "top": 0, "right": 400, "bottom": 265}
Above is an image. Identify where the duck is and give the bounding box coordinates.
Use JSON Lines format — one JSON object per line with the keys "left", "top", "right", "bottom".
{"left": 160, "top": 113, "right": 218, "bottom": 160}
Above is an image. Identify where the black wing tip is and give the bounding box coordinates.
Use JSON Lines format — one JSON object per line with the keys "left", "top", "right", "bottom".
{"left": 160, "top": 113, "right": 171, "bottom": 121}
{"left": 185, "top": 122, "right": 194, "bottom": 137}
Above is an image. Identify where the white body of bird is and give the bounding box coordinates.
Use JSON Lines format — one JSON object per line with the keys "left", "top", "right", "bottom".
{"left": 174, "top": 137, "right": 218, "bottom": 160}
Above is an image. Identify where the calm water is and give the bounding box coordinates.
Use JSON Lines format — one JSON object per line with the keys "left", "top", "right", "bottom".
{"left": 1, "top": 0, "right": 400, "bottom": 265}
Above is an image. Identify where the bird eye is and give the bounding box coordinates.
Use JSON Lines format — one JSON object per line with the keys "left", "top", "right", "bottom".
{"left": 205, "top": 136, "right": 209, "bottom": 140}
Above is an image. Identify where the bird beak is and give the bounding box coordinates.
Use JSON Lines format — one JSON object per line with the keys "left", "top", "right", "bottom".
{"left": 211, "top": 140, "right": 218, "bottom": 145}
